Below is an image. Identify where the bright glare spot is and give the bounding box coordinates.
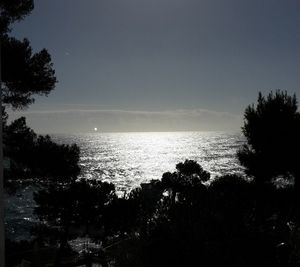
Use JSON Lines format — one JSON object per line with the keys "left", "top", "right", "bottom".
{"left": 94, "top": 127, "right": 98, "bottom": 132}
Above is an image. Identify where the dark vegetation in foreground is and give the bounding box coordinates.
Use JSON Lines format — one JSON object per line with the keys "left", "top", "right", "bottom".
{"left": 4, "top": 91, "right": 300, "bottom": 267}
{"left": 3, "top": 1, "right": 300, "bottom": 266}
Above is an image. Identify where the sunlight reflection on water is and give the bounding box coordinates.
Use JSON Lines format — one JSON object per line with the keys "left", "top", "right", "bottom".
{"left": 6, "top": 131, "right": 245, "bottom": 240}
{"left": 52, "top": 131, "right": 245, "bottom": 191}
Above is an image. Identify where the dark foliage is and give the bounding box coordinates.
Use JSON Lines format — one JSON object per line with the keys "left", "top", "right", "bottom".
{"left": 33, "top": 179, "right": 116, "bottom": 265}
{"left": 1, "top": 35, "right": 57, "bottom": 108}
{"left": 109, "top": 171, "right": 298, "bottom": 267}
{"left": 4, "top": 117, "right": 80, "bottom": 184}
{"left": 1, "top": 1, "right": 56, "bottom": 109}
{"left": 176, "top": 159, "right": 210, "bottom": 181}
{"left": 5, "top": 238, "right": 77, "bottom": 267}
{"left": 238, "top": 90, "right": 300, "bottom": 184}
{"left": 0, "top": 0, "right": 34, "bottom": 34}
{"left": 14, "top": 142, "right": 300, "bottom": 267}
{"left": 34, "top": 179, "right": 116, "bottom": 237}
{"left": 31, "top": 156, "right": 298, "bottom": 267}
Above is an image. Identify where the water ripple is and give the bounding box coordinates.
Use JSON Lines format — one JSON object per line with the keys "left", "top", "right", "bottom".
{"left": 52, "top": 131, "right": 245, "bottom": 191}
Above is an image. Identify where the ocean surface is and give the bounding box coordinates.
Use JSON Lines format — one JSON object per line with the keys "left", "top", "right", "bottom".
{"left": 6, "top": 131, "right": 245, "bottom": 240}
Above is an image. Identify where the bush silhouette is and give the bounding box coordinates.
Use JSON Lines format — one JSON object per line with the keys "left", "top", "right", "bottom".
{"left": 238, "top": 90, "right": 300, "bottom": 186}
{"left": 4, "top": 117, "right": 80, "bottom": 185}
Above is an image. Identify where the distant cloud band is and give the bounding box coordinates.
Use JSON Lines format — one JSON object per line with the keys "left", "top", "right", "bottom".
{"left": 8, "top": 108, "right": 242, "bottom": 134}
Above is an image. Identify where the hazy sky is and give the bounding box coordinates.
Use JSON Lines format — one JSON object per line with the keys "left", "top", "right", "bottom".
{"left": 9, "top": 0, "right": 300, "bottom": 133}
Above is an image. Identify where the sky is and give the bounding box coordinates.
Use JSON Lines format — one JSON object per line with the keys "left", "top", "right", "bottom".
{"left": 8, "top": 0, "right": 300, "bottom": 133}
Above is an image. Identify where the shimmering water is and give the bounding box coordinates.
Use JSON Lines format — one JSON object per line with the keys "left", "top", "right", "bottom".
{"left": 6, "top": 131, "right": 245, "bottom": 240}
{"left": 52, "top": 131, "right": 244, "bottom": 191}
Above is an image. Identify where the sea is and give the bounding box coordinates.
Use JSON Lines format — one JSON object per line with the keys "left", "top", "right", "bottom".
{"left": 5, "top": 131, "right": 245, "bottom": 241}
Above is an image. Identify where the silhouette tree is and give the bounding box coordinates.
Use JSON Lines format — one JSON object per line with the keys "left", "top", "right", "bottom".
{"left": 4, "top": 117, "right": 80, "bottom": 185}
{"left": 1, "top": 0, "right": 60, "bottom": 187}
{"left": 161, "top": 159, "right": 210, "bottom": 206}
{"left": 111, "top": 161, "right": 212, "bottom": 267}
{"left": 0, "top": 0, "right": 69, "bottom": 189}
{"left": 1, "top": 2, "right": 76, "bottom": 258}
{"left": 0, "top": 0, "right": 38, "bottom": 265}
{"left": 238, "top": 91, "right": 300, "bottom": 186}
{"left": 176, "top": 159, "right": 210, "bottom": 180}
{"left": 34, "top": 179, "right": 116, "bottom": 264}
{"left": 1, "top": 35, "right": 57, "bottom": 108}
{"left": 1, "top": 0, "right": 56, "bottom": 109}
{"left": 0, "top": 0, "right": 34, "bottom": 34}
